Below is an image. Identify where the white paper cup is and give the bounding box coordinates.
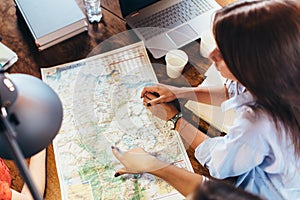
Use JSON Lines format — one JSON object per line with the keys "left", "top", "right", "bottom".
{"left": 165, "top": 50, "right": 188, "bottom": 78}
{"left": 200, "top": 30, "right": 216, "bottom": 58}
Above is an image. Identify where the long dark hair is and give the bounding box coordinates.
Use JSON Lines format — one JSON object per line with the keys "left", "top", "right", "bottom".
{"left": 213, "top": 0, "right": 300, "bottom": 156}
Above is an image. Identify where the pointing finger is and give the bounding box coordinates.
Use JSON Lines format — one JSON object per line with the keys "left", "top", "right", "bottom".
{"left": 111, "top": 146, "right": 123, "bottom": 161}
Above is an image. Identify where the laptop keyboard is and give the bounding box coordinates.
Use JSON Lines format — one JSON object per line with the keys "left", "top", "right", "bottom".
{"left": 133, "top": 0, "right": 213, "bottom": 40}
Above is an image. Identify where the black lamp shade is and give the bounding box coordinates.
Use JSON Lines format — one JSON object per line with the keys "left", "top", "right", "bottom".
{"left": 0, "top": 73, "right": 63, "bottom": 159}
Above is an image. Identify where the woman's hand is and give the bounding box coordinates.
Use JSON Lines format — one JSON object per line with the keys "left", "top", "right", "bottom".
{"left": 111, "top": 147, "right": 168, "bottom": 176}
{"left": 143, "top": 92, "right": 179, "bottom": 121}
{"left": 141, "top": 83, "right": 180, "bottom": 106}
{"left": 112, "top": 147, "right": 204, "bottom": 197}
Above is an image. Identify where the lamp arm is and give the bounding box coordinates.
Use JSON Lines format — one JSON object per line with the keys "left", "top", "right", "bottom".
{"left": 0, "top": 107, "right": 43, "bottom": 200}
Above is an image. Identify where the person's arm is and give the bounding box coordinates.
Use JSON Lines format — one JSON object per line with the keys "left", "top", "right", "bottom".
{"left": 144, "top": 93, "right": 209, "bottom": 149}
{"left": 151, "top": 164, "right": 203, "bottom": 197}
{"left": 175, "top": 118, "right": 209, "bottom": 150}
{"left": 184, "top": 85, "right": 228, "bottom": 106}
{"left": 141, "top": 83, "right": 228, "bottom": 106}
{"left": 11, "top": 149, "right": 46, "bottom": 200}
{"left": 112, "top": 147, "right": 203, "bottom": 197}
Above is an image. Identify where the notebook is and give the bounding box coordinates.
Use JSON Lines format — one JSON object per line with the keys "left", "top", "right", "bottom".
{"left": 119, "top": 0, "right": 221, "bottom": 58}
{"left": 185, "top": 64, "right": 236, "bottom": 134}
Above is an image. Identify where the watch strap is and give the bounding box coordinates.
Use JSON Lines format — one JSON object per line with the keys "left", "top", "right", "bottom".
{"left": 169, "top": 112, "right": 182, "bottom": 129}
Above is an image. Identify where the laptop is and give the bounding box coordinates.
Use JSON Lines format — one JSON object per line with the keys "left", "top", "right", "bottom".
{"left": 119, "top": 0, "right": 221, "bottom": 59}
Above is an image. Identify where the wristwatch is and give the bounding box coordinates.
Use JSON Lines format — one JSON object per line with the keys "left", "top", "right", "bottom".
{"left": 167, "top": 112, "right": 183, "bottom": 130}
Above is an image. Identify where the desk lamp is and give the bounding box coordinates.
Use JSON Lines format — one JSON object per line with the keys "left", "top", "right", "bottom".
{"left": 0, "top": 72, "right": 63, "bottom": 199}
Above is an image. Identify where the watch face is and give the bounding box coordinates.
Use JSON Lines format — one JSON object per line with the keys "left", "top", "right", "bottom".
{"left": 167, "top": 120, "right": 175, "bottom": 130}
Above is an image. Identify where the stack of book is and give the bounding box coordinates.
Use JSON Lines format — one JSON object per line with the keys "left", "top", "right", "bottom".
{"left": 0, "top": 41, "right": 18, "bottom": 70}
{"left": 15, "top": 0, "right": 88, "bottom": 51}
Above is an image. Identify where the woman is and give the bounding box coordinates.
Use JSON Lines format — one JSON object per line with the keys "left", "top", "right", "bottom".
{"left": 112, "top": 0, "right": 300, "bottom": 199}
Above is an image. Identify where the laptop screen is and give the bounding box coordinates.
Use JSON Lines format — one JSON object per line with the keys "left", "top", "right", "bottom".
{"left": 119, "top": 0, "right": 159, "bottom": 17}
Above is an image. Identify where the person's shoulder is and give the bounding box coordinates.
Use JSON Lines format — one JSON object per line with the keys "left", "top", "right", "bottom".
{"left": 236, "top": 104, "right": 272, "bottom": 125}
{"left": 231, "top": 105, "right": 277, "bottom": 139}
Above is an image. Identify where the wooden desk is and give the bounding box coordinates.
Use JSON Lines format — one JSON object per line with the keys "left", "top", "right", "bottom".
{"left": 0, "top": 0, "right": 234, "bottom": 199}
